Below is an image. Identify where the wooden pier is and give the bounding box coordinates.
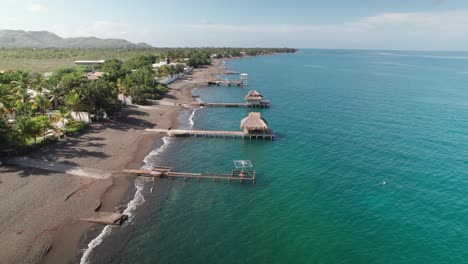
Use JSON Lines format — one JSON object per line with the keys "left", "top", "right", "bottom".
{"left": 191, "top": 90, "right": 271, "bottom": 108}
{"left": 122, "top": 166, "right": 256, "bottom": 184}
{"left": 192, "top": 101, "right": 270, "bottom": 108}
{"left": 145, "top": 128, "right": 274, "bottom": 140}
{"left": 208, "top": 80, "right": 244, "bottom": 87}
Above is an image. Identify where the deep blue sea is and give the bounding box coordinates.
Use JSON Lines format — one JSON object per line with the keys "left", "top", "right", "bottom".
{"left": 82, "top": 49, "right": 468, "bottom": 264}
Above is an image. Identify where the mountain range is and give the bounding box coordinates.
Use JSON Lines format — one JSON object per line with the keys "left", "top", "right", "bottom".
{"left": 0, "top": 30, "right": 153, "bottom": 49}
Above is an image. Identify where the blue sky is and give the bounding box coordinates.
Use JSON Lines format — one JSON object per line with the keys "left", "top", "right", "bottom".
{"left": 1, "top": 0, "right": 468, "bottom": 50}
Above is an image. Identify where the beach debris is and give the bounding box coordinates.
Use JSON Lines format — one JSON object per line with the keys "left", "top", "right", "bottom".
{"left": 82, "top": 212, "right": 129, "bottom": 225}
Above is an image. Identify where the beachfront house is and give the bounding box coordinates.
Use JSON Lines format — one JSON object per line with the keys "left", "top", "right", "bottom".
{"left": 152, "top": 61, "right": 167, "bottom": 69}
{"left": 74, "top": 60, "right": 106, "bottom": 66}
{"left": 240, "top": 112, "right": 269, "bottom": 135}
{"left": 153, "top": 58, "right": 191, "bottom": 85}
{"left": 153, "top": 59, "right": 190, "bottom": 72}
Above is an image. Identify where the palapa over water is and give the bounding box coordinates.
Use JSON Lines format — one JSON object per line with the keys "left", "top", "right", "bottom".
{"left": 244, "top": 90, "right": 270, "bottom": 108}
{"left": 244, "top": 90, "right": 263, "bottom": 101}
{"left": 240, "top": 112, "right": 269, "bottom": 134}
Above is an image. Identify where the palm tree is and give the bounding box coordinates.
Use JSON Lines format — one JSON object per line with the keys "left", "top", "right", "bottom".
{"left": 65, "top": 90, "right": 81, "bottom": 110}
{"left": 16, "top": 116, "right": 41, "bottom": 144}
{"left": 45, "top": 77, "right": 63, "bottom": 110}
{"left": 0, "top": 84, "right": 14, "bottom": 117}
{"left": 11, "top": 72, "right": 33, "bottom": 116}
{"left": 117, "top": 77, "right": 131, "bottom": 96}
{"left": 31, "top": 74, "right": 45, "bottom": 94}
{"left": 34, "top": 115, "right": 52, "bottom": 141}
{"left": 64, "top": 89, "right": 83, "bottom": 120}
{"left": 34, "top": 94, "right": 51, "bottom": 114}
{"left": 54, "top": 106, "right": 71, "bottom": 139}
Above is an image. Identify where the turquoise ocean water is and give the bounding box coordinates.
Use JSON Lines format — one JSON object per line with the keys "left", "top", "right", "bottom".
{"left": 82, "top": 50, "right": 468, "bottom": 264}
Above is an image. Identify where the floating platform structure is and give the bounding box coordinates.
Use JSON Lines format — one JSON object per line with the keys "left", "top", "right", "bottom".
{"left": 123, "top": 161, "right": 256, "bottom": 184}
{"left": 207, "top": 73, "right": 248, "bottom": 87}
{"left": 208, "top": 80, "right": 243, "bottom": 87}
{"left": 146, "top": 112, "right": 274, "bottom": 140}
{"left": 192, "top": 90, "right": 270, "bottom": 108}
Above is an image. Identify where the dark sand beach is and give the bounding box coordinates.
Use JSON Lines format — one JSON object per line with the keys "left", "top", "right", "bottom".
{"left": 0, "top": 60, "right": 228, "bottom": 264}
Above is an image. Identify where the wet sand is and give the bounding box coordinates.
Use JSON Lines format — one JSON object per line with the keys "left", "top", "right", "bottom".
{"left": 0, "top": 60, "right": 228, "bottom": 264}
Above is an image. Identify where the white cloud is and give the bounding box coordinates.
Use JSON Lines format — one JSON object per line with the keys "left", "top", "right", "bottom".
{"left": 29, "top": 10, "right": 468, "bottom": 49}
{"left": 49, "top": 21, "right": 154, "bottom": 44}
{"left": 26, "top": 3, "right": 48, "bottom": 13}
{"left": 360, "top": 11, "right": 468, "bottom": 29}
{"left": 176, "top": 10, "right": 468, "bottom": 35}
{"left": 51, "top": 21, "right": 129, "bottom": 39}
{"left": 171, "top": 10, "right": 468, "bottom": 49}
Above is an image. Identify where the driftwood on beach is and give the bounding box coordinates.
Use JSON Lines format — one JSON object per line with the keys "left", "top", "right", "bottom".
{"left": 82, "top": 212, "right": 129, "bottom": 225}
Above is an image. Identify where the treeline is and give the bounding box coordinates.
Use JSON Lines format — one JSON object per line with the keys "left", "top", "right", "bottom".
{"left": 0, "top": 47, "right": 296, "bottom": 60}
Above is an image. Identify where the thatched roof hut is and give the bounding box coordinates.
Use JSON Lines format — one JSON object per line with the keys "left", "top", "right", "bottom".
{"left": 244, "top": 90, "right": 263, "bottom": 101}
{"left": 240, "top": 112, "right": 268, "bottom": 134}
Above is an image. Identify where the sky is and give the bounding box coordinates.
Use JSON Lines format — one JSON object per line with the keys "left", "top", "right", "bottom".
{"left": 1, "top": 0, "right": 468, "bottom": 50}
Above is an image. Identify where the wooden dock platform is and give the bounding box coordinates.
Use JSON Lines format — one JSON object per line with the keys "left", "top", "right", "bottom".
{"left": 192, "top": 101, "right": 270, "bottom": 108}
{"left": 122, "top": 166, "right": 256, "bottom": 184}
{"left": 145, "top": 128, "right": 274, "bottom": 140}
{"left": 208, "top": 80, "right": 244, "bottom": 86}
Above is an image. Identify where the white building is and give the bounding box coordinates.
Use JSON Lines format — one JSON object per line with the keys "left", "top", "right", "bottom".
{"left": 75, "top": 60, "right": 106, "bottom": 66}
{"left": 152, "top": 60, "right": 168, "bottom": 69}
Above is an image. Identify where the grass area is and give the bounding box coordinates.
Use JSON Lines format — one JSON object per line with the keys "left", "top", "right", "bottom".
{"left": 0, "top": 58, "right": 77, "bottom": 72}
{"left": 0, "top": 49, "right": 162, "bottom": 72}
{"left": 2, "top": 121, "right": 87, "bottom": 155}
{"left": 63, "top": 121, "right": 88, "bottom": 135}
{"left": 25, "top": 136, "right": 59, "bottom": 145}
{"left": 22, "top": 122, "right": 87, "bottom": 145}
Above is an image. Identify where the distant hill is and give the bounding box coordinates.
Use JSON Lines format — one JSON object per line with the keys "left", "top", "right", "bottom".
{"left": 0, "top": 30, "right": 153, "bottom": 49}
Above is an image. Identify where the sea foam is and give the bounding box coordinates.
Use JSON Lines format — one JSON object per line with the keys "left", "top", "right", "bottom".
{"left": 79, "top": 178, "right": 146, "bottom": 264}
{"left": 79, "top": 93, "right": 202, "bottom": 263}
{"left": 79, "top": 136, "right": 172, "bottom": 264}
{"left": 142, "top": 136, "right": 172, "bottom": 169}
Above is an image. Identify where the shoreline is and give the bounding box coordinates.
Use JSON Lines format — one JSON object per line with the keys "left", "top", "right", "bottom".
{"left": 51, "top": 59, "right": 231, "bottom": 264}
{"left": 0, "top": 59, "right": 230, "bottom": 264}
{"left": 72, "top": 59, "right": 231, "bottom": 264}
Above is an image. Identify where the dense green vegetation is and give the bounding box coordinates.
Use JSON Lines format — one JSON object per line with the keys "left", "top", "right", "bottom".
{"left": 0, "top": 47, "right": 296, "bottom": 150}
{"left": 0, "top": 54, "right": 170, "bottom": 150}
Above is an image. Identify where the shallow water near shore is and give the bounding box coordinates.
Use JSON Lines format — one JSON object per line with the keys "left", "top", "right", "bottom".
{"left": 84, "top": 50, "right": 468, "bottom": 263}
